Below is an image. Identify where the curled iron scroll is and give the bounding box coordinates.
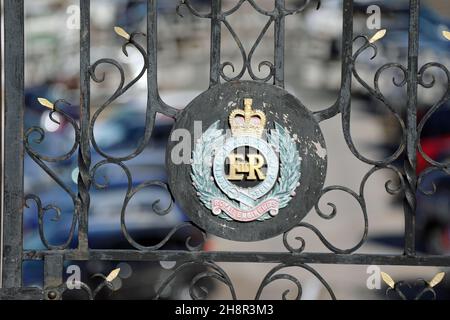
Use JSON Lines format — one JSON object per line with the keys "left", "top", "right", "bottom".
{"left": 283, "top": 165, "right": 404, "bottom": 254}
{"left": 24, "top": 100, "right": 80, "bottom": 250}
{"left": 154, "top": 261, "right": 236, "bottom": 300}
{"left": 89, "top": 27, "right": 205, "bottom": 251}
{"left": 416, "top": 63, "right": 450, "bottom": 195}
{"left": 255, "top": 263, "right": 335, "bottom": 300}
{"left": 177, "top": 0, "right": 320, "bottom": 83}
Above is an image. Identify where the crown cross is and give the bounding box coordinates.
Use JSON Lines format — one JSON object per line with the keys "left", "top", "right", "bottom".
{"left": 229, "top": 99, "right": 266, "bottom": 138}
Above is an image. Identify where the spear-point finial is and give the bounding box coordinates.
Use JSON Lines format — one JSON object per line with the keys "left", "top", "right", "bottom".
{"left": 37, "top": 97, "right": 54, "bottom": 110}
{"left": 114, "top": 26, "right": 130, "bottom": 40}
{"left": 369, "top": 29, "right": 387, "bottom": 44}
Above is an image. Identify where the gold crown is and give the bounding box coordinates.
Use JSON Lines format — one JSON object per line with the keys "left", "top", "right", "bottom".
{"left": 229, "top": 98, "right": 266, "bottom": 138}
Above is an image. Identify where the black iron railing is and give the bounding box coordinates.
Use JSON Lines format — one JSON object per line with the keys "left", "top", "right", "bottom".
{"left": 1, "top": 0, "right": 449, "bottom": 300}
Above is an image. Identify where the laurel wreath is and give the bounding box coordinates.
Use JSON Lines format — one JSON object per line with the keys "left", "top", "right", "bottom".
{"left": 191, "top": 121, "right": 301, "bottom": 222}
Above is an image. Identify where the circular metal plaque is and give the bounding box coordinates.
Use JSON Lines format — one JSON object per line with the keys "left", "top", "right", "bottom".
{"left": 166, "top": 81, "right": 327, "bottom": 241}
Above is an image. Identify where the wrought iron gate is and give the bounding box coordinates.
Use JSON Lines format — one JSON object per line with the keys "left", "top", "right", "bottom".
{"left": 1, "top": 0, "right": 449, "bottom": 300}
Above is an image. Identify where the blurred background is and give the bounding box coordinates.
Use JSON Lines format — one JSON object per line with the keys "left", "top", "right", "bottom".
{"left": 19, "top": 0, "right": 450, "bottom": 299}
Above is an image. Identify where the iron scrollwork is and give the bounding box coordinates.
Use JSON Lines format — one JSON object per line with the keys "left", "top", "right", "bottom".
{"left": 416, "top": 63, "right": 450, "bottom": 195}
{"left": 283, "top": 165, "right": 405, "bottom": 254}
{"left": 256, "top": 263, "right": 335, "bottom": 300}
{"left": 14, "top": 0, "right": 450, "bottom": 301}
{"left": 382, "top": 271, "right": 445, "bottom": 300}
{"left": 88, "top": 25, "right": 206, "bottom": 251}
{"left": 24, "top": 100, "right": 81, "bottom": 250}
{"left": 283, "top": 33, "right": 408, "bottom": 255}
{"left": 177, "top": 0, "right": 321, "bottom": 84}
{"left": 46, "top": 268, "right": 122, "bottom": 300}
{"left": 154, "top": 261, "right": 237, "bottom": 300}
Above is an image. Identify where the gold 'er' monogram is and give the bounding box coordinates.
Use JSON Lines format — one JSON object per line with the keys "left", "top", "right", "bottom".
{"left": 226, "top": 98, "right": 267, "bottom": 181}
{"left": 227, "top": 154, "right": 265, "bottom": 181}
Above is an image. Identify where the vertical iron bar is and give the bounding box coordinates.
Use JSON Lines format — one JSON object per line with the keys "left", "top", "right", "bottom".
{"left": 274, "top": 0, "right": 285, "bottom": 87}
{"left": 2, "top": 0, "right": 24, "bottom": 288}
{"left": 404, "top": 0, "right": 420, "bottom": 256}
{"left": 339, "top": 0, "right": 353, "bottom": 113}
{"left": 78, "top": 0, "right": 91, "bottom": 253}
{"left": 210, "top": 0, "right": 221, "bottom": 87}
{"left": 44, "top": 254, "right": 63, "bottom": 300}
{"left": 314, "top": 0, "right": 353, "bottom": 122}
{"left": 0, "top": 0, "right": 3, "bottom": 287}
{"left": 148, "top": 0, "right": 158, "bottom": 102}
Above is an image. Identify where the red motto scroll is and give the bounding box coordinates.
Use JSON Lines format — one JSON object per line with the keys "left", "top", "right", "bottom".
{"left": 211, "top": 198, "right": 279, "bottom": 222}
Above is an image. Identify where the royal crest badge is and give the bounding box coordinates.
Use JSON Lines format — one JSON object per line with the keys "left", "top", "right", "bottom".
{"left": 191, "top": 99, "right": 301, "bottom": 222}
{"left": 167, "top": 81, "right": 327, "bottom": 241}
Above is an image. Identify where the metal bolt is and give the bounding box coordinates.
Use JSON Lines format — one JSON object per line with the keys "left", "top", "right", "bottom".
{"left": 47, "top": 291, "right": 57, "bottom": 300}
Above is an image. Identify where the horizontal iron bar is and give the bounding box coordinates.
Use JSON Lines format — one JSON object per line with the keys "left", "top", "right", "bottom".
{"left": 0, "top": 288, "right": 43, "bottom": 300}
{"left": 23, "top": 250, "right": 450, "bottom": 267}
